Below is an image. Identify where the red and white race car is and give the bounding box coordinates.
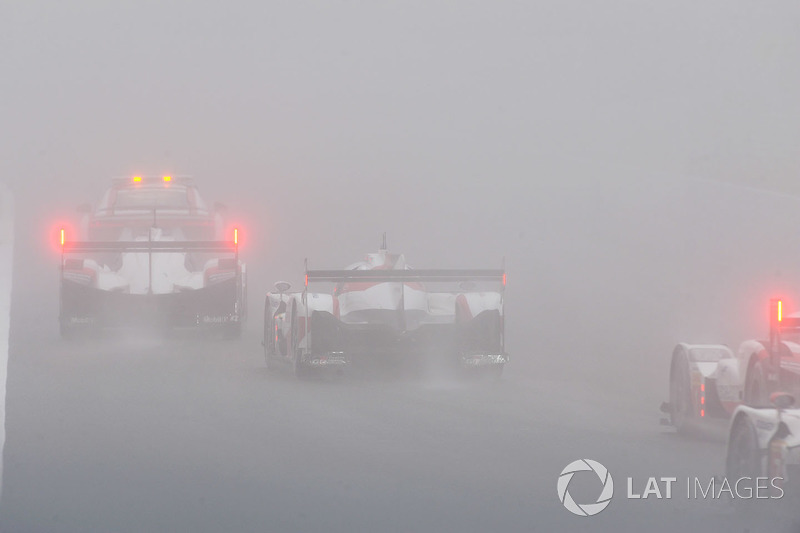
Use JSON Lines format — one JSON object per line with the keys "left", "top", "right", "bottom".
{"left": 665, "top": 299, "right": 800, "bottom": 496}
{"left": 59, "top": 176, "right": 246, "bottom": 337}
{"left": 262, "top": 241, "right": 508, "bottom": 378}
{"left": 664, "top": 299, "right": 800, "bottom": 432}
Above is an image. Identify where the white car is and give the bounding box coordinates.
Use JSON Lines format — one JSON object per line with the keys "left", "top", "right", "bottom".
{"left": 263, "top": 241, "right": 507, "bottom": 378}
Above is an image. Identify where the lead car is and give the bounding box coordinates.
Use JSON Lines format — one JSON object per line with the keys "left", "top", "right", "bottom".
{"left": 59, "top": 176, "right": 246, "bottom": 338}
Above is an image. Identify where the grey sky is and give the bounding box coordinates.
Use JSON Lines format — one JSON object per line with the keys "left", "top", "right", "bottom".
{"left": 1, "top": 1, "right": 799, "bottom": 198}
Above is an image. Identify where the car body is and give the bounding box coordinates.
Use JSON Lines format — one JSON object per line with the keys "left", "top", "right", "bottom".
{"left": 81, "top": 176, "right": 223, "bottom": 242}
{"left": 59, "top": 176, "right": 245, "bottom": 337}
{"left": 664, "top": 299, "right": 800, "bottom": 433}
{"left": 262, "top": 245, "right": 508, "bottom": 378}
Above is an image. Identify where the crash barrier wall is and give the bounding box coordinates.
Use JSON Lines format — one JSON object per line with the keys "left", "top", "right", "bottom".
{"left": 0, "top": 184, "right": 13, "bottom": 500}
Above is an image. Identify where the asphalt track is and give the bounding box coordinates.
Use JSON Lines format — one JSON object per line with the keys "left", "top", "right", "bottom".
{"left": 2, "top": 317, "right": 797, "bottom": 532}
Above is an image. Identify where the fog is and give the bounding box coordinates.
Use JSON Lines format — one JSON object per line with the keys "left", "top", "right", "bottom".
{"left": 2, "top": 2, "right": 800, "bottom": 532}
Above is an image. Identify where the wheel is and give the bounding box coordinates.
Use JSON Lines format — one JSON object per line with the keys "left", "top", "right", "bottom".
{"left": 223, "top": 322, "right": 241, "bottom": 339}
{"left": 60, "top": 319, "right": 92, "bottom": 340}
{"left": 669, "top": 350, "right": 693, "bottom": 433}
{"left": 59, "top": 319, "right": 76, "bottom": 339}
{"left": 290, "top": 305, "right": 310, "bottom": 379}
{"left": 293, "top": 348, "right": 310, "bottom": 379}
{"left": 726, "top": 416, "right": 761, "bottom": 482}
{"left": 744, "top": 358, "right": 768, "bottom": 406}
{"left": 263, "top": 299, "right": 274, "bottom": 370}
{"left": 240, "top": 267, "right": 248, "bottom": 323}
{"left": 487, "top": 363, "right": 504, "bottom": 380}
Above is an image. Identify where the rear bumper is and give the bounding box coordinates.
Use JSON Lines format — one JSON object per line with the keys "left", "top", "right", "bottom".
{"left": 60, "top": 278, "right": 242, "bottom": 329}
{"left": 305, "top": 310, "right": 506, "bottom": 366}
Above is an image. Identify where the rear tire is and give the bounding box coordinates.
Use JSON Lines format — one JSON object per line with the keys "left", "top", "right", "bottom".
{"left": 290, "top": 305, "right": 310, "bottom": 379}
{"left": 487, "top": 363, "right": 504, "bottom": 380}
{"left": 59, "top": 320, "right": 76, "bottom": 340}
{"left": 744, "top": 358, "right": 768, "bottom": 406}
{"left": 726, "top": 415, "right": 761, "bottom": 481}
{"left": 293, "top": 349, "right": 310, "bottom": 380}
{"left": 263, "top": 299, "right": 274, "bottom": 370}
{"left": 669, "top": 350, "right": 693, "bottom": 434}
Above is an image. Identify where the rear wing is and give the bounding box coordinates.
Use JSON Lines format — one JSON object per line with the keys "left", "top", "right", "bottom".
{"left": 302, "top": 259, "right": 506, "bottom": 300}
{"left": 61, "top": 240, "right": 237, "bottom": 255}
{"left": 305, "top": 269, "right": 506, "bottom": 284}
{"left": 60, "top": 227, "right": 239, "bottom": 257}
{"left": 300, "top": 260, "right": 507, "bottom": 351}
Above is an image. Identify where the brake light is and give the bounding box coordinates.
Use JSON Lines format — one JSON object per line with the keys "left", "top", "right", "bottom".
{"left": 778, "top": 300, "right": 783, "bottom": 322}
{"left": 233, "top": 228, "right": 238, "bottom": 245}
{"left": 60, "top": 228, "right": 65, "bottom": 247}
{"left": 163, "top": 175, "right": 172, "bottom": 182}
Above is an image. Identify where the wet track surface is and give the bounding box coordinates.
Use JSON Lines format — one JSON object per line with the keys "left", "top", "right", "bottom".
{"left": 3, "top": 319, "right": 796, "bottom": 532}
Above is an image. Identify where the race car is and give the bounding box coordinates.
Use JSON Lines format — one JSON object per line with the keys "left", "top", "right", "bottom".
{"left": 80, "top": 176, "right": 224, "bottom": 242}
{"left": 262, "top": 242, "right": 508, "bottom": 378}
{"left": 726, "top": 392, "right": 800, "bottom": 500}
{"left": 663, "top": 299, "right": 800, "bottom": 433}
{"left": 59, "top": 176, "right": 245, "bottom": 337}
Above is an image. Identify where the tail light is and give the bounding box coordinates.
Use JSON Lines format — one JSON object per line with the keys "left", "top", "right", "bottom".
{"left": 700, "top": 382, "right": 706, "bottom": 417}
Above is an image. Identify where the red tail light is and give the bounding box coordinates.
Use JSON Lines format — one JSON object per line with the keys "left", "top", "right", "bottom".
{"left": 778, "top": 300, "right": 783, "bottom": 322}
{"left": 233, "top": 228, "right": 239, "bottom": 245}
{"left": 700, "top": 382, "right": 706, "bottom": 417}
{"left": 60, "top": 228, "right": 65, "bottom": 247}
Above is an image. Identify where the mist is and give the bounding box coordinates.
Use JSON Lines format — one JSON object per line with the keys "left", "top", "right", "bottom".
{"left": 1, "top": 2, "right": 800, "bottom": 532}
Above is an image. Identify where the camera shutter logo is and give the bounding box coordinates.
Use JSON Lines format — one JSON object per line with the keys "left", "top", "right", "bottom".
{"left": 557, "top": 459, "right": 614, "bottom": 517}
